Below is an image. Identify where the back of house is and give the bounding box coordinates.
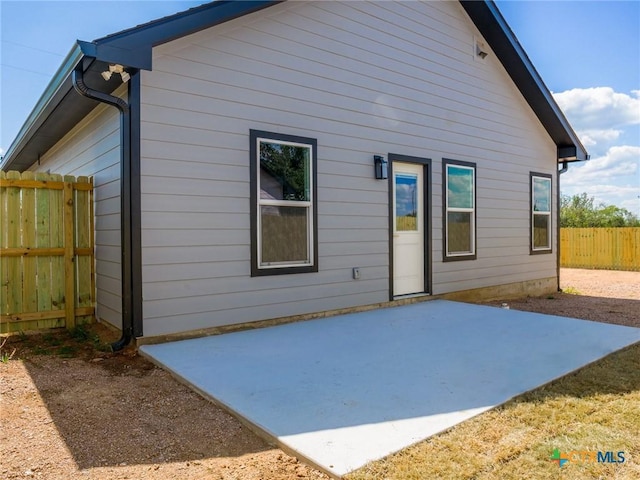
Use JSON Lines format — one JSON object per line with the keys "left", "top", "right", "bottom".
{"left": 1, "top": 0, "right": 587, "bottom": 342}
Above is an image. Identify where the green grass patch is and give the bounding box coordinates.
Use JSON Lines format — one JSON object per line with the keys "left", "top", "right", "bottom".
{"left": 70, "top": 323, "right": 112, "bottom": 352}
{"left": 562, "top": 286, "right": 582, "bottom": 295}
{"left": 2, "top": 323, "right": 113, "bottom": 360}
{"left": 56, "top": 345, "right": 78, "bottom": 358}
{"left": 348, "top": 342, "right": 640, "bottom": 480}
{"left": 69, "top": 323, "right": 92, "bottom": 342}
{"left": 32, "top": 346, "right": 53, "bottom": 356}
{"left": 42, "top": 332, "right": 63, "bottom": 346}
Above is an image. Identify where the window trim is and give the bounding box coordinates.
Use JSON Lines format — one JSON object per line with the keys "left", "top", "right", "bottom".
{"left": 442, "top": 159, "right": 477, "bottom": 261}
{"left": 250, "top": 130, "right": 318, "bottom": 276}
{"left": 530, "top": 172, "right": 553, "bottom": 254}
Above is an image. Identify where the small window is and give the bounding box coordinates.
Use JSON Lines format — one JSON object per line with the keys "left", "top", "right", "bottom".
{"left": 443, "top": 159, "right": 476, "bottom": 260}
{"left": 250, "top": 130, "right": 318, "bottom": 275}
{"left": 396, "top": 173, "right": 419, "bottom": 232}
{"left": 531, "top": 173, "right": 552, "bottom": 253}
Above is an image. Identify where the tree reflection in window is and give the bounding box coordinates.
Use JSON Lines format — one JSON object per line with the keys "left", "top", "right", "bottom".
{"left": 260, "top": 142, "right": 310, "bottom": 201}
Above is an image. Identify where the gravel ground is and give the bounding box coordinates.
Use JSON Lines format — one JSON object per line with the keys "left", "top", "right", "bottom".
{"left": 486, "top": 268, "right": 640, "bottom": 328}
{"left": 561, "top": 268, "right": 640, "bottom": 301}
{"left": 1, "top": 268, "right": 638, "bottom": 479}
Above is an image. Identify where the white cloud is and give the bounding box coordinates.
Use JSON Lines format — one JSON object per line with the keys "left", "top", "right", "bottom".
{"left": 576, "top": 129, "right": 622, "bottom": 148}
{"left": 620, "top": 196, "right": 640, "bottom": 214}
{"left": 554, "top": 88, "right": 639, "bottom": 213}
{"left": 562, "top": 145, "right": 640, "bottom": 213}
{"left": 563, "top": 145, "right": 639, "bottom": 184}
{"left": 396, "top": 182, "right": 418, "bottom": 215}
{"left": 553, "top": 87, "right": 640, "bottom": 131}
{"left": 562, "top": 182, "right": 640, "bottom": 216}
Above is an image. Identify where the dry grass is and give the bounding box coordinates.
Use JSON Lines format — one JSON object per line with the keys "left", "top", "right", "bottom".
{"left": 347, "top": 342, "right": 640, "bottom": 480}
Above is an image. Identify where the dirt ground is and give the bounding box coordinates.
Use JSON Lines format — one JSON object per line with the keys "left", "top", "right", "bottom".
{"left": 1, "top": 268, "right": 638, "bottom": 479}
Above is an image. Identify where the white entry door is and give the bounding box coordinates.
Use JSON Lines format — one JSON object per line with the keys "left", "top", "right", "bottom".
{"left": 393, "top": 162, "right": 424, "bottom": 296}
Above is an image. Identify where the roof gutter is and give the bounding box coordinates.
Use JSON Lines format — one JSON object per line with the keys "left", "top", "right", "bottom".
{"left": 72, "top": 64, "right": 135, "bottom": 351}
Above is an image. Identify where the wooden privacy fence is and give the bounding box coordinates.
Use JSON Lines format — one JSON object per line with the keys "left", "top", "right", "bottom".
{"left": 560, "top": 227, "right": 640, "bottom": 272}
{"left": 0, "top": 171, "right": 95, "bottom": 333}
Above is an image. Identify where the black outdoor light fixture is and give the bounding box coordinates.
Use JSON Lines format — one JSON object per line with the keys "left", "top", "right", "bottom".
{"left": 374, "top": 155, "right": 388, "bottom": 180}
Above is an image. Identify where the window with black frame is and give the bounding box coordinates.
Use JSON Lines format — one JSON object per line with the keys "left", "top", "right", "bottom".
{"left": 443, "top": 159, "right": 476, "bottom": 261}
{"left": 531, "top": 173, "right": 552, "bottom": 253}
{"left": 250, "top": 130, "right": 318, "bottom": 275}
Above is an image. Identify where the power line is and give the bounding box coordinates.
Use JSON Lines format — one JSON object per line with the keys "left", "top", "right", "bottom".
{"left": 1, "top": 64, "right": 52, "bottom": 77}
{"left": 1, "top": 40, "right": 64, "bottom": 58}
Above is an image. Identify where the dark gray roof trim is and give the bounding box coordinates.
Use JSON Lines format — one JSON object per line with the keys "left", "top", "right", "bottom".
{"left": 460, "top": 1, "right": 588, "bottom": 162}
{"left": 2, "top": 0, "right": 586, "bottom": 172}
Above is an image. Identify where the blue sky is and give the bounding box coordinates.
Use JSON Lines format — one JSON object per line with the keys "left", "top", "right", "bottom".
{"left": 1, "top": 1, "right": 638, "bottom": 214}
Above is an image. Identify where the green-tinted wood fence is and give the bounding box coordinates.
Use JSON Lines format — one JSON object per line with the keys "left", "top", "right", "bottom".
{"left": 0, "top": 171, "right": 95, "bottom": 333}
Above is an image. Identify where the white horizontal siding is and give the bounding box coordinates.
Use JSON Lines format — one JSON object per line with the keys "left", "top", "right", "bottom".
{"left": 140, "top": 1, "right": 557, "bottom": 336}
{"left": 30, "top": 96, "right": 123, "bottom": 329}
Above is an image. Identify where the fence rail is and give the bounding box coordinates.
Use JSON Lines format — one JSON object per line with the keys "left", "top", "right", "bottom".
{"left": 560, "top": 227, "right": 639, "bottom": 272}
{"left": 0, "top": 171, "right": 94, "bottom": 333}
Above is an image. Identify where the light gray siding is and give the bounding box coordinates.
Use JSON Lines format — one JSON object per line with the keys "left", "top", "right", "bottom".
{"left": 30, "top": 99, "right": 122, "bottom": 329}
{"left": 140, "top": 1, "right": 557, "bottom": 336}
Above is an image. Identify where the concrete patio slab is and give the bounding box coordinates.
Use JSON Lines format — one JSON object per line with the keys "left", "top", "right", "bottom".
{"left": 139, "top": 300, "right": 640, "bottom": 478}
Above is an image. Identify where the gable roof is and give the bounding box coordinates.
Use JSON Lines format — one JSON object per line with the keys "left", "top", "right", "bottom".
{"left": 0, "top": 0, "right": 587, "bottom": 171}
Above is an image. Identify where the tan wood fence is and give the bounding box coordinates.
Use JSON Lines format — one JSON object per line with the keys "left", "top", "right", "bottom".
{"left": 560, "top": 227, "right": 640, "bottom": 272}
{"left": 1, "top": 171, "right": 95, "bottom": 333}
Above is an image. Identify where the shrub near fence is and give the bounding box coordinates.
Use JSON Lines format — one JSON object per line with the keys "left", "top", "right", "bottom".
{"left": 560, "top": 227, "right": 640, "bottom": 272}
{"left": 0, "top": 171, "right": 95, "bottom": 333}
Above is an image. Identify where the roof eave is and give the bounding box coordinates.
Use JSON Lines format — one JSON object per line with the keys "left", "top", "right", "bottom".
{"left": 1, "top": 44, "right": 85, "bottom": 171}
{"left": 2, "top": 0, "right": 589, "bottom": 172}
{"left": 1, "top": 0, "right": 281, "bottom": 172}
{"left": 78, "top": 40, "right": 152, "bottom": 71}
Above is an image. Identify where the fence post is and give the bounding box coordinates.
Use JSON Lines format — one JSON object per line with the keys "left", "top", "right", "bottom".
{"left": 5, "top": 171, "right": 22, "bottom": 328}
{"left": 35, "top": 173, "right": 53, "bottom": 324}
{"left": 21, "top": 172, "right": 38, "bottom": 315}
{"left": 63, "top": 177, "right": 75, "bottom": 329}
{"left": 0, "top": 171, "right": 7, "bottom": 317}
{"left": 75, "top": 176, "right": 92, "bottom": 325}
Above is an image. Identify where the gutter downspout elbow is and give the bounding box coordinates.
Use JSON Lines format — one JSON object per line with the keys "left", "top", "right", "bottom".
{"left": 559, "top": 161, "right": 569, "bottom": 175}
{"left": 72, "top": 65, "right": 133, "bottom": 352}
